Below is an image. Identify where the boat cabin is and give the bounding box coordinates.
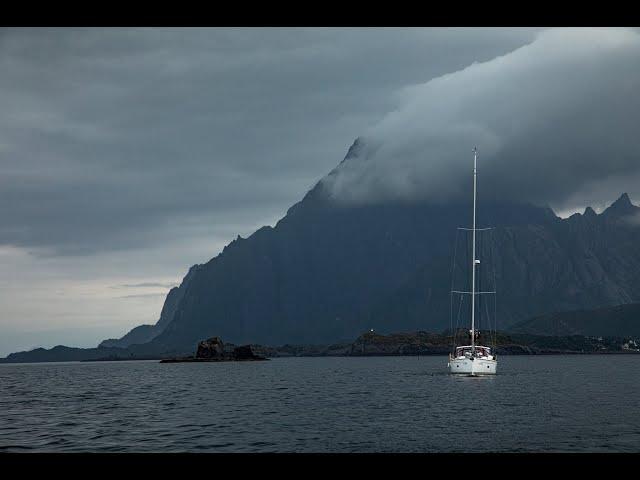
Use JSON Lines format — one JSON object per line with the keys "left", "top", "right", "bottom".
{"left": 454, "top": 346, "right": 492, "bottom": 358}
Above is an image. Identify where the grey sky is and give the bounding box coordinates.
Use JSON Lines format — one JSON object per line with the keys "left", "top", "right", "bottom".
{"left": 2, "top": 27, "right": 634, "bottom": 356}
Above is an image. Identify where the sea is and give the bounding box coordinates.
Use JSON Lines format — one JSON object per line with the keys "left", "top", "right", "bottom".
{"left": 1, "top": 355, "right": 639, "bottom": 452}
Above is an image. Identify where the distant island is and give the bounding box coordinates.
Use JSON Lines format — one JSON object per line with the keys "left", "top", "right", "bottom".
{"left": 2, "top": 328, "right": 639, "bottom": 364}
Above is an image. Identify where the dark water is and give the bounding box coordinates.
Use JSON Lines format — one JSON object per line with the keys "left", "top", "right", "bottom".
{"left": 1, "top": 356, "right": 639, "bottom": 452}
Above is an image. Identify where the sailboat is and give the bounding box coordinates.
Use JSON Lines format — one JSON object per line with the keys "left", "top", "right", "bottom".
{"left": 447, "top": 147, "right": 497, "bottom": 375}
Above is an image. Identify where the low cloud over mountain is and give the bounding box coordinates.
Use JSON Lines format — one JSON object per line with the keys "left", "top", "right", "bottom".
{"left": 323, "top": 28, "right": 640, "bottom": 214}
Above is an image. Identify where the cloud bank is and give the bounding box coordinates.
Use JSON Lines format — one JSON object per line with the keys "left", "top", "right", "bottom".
{"left": 322, "top": 28, "right": 640, "bottom": 213}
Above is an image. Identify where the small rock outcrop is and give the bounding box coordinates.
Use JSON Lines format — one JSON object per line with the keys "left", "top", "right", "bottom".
{"left": 196, "top": 336, "right": 225, "bottom": 359}
{"left": 160, "top": 336, "right": 268, "bottom": 363}
{"left": 231, "top": 344, "right": 264, "bottom": 360}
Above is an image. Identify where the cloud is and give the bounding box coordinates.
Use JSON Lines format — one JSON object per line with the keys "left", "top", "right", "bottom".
{"left": 0, "top": 27, "right": 542, "bottom": 256}
{"left": 115, "top": 293, "right": 169, "bottom": 299}
{"left": 322, "top": 28, "right": 640, "bottom": 213}
{"left": 115, "top": 282, "right": 179, "bottom": 289}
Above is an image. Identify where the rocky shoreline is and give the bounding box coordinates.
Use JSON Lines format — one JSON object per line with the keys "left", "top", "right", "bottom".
{"left": 250, "top": 330, "right": 640, "bottom": 358}
{"left": 3, "top": 330, "right": 640, "bottom": 363}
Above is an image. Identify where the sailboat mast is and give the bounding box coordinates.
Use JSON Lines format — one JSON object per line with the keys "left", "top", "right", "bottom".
{"left": 471, "top": 147, "right": 477, "bottom": 350}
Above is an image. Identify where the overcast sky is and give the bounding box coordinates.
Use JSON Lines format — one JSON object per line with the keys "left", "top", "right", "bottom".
{"left": 1, "top": 27, "right": 637, "bottom": 356}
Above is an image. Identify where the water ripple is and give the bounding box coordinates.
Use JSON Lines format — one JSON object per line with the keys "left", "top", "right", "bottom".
{"left": 1, "top": 356, "right": 640, "bottom": 452}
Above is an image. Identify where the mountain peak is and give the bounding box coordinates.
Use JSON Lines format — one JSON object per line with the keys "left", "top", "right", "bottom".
{"left": 616, "top": 192, "right": 632, "bottom": 205}
{"left": 584, "top": 206, "right": 597, "bottom": 218}
{"left": 603, "top": 193, "right": 636, "bottom": 216}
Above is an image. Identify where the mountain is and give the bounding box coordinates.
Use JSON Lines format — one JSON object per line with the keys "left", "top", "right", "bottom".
{"left": 1, "top": 345, "right": 128, "bottom": 363}
{"left": 7, "top": 138, "right": 638, "bottom": 360}
{"left": 108, "top": 139, "right": 640, "bottom": 353}
{"left": 509, "top": 303, "right": 640, "bottom": 337}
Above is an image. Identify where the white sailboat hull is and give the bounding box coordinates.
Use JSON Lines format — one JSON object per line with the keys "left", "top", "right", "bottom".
{"left": 448, "top": 357, "right": 497, "bottom": 375}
